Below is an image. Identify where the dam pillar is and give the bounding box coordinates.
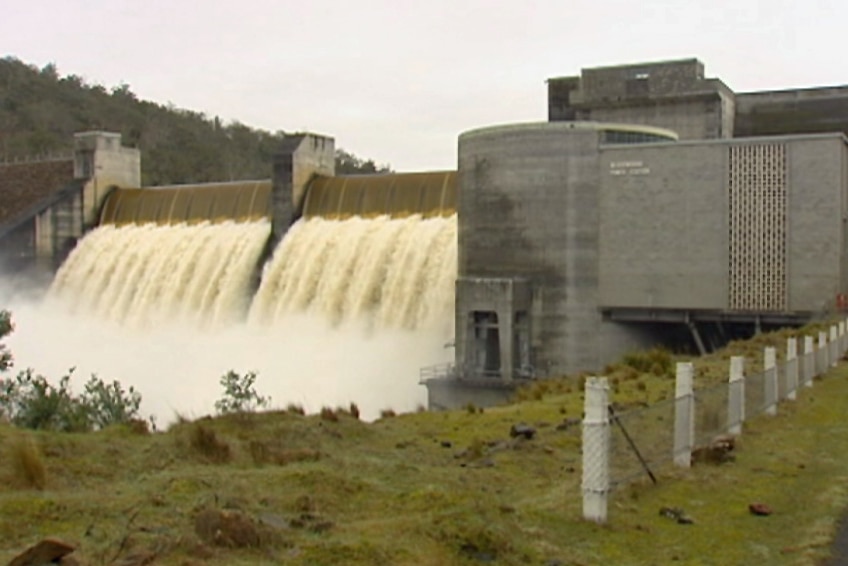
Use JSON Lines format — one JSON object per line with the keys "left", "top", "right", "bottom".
{"left": 73, "top": 131, "right": 141, "bottom": 226}
{"left": 35, "top": 131, "right": 140, "bottom": 269}
{"left": 271, "top": 133, "right": 335, "bottom": 244}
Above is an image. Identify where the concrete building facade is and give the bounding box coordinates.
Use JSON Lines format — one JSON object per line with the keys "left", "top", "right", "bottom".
{"left": 548, "top": 59, "right": 736, "bottom": 140}
{"left": 427, "top": 58, "right": 848, "bottom": 410}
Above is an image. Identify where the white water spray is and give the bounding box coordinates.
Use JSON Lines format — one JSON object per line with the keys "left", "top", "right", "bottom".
{"left": 6, "top": 214, "right": 457, "bottom": 423}
{"left": 48, "top": 220, "right": 271, "bottom": 328}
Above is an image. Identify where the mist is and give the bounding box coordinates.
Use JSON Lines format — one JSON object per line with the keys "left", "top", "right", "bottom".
{"left": 3, "top": 298, "right": 453, "bottom": 425}
{"left": 0, "top": 213, "right": 458, "bottom": 425}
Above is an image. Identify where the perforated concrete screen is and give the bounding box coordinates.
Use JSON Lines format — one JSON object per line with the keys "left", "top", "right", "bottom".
{"left": 728, "top": 144, "right": 787, "bottom": 311}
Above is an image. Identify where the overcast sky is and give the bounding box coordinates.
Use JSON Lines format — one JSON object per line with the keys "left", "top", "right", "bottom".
{"left": 2, "top": 0, "right": 845, "bottom": 170}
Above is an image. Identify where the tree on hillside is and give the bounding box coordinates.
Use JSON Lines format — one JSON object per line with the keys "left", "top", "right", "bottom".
{"left": 0, "top": 57, "right": 390, "bottom": 183}
{"left": 335, "top": 149, "right": 391, "bottom": 175}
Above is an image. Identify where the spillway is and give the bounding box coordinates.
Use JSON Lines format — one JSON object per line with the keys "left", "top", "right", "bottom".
{"left": 47, "top": 220, "right": 272, "bottom": 328}
{"left": 9, "top": 171, "right": 459, "bottom": 422}
{"left": 47, "top": 214, "right": 458, "bottom": 333}
{"left": 250, "top": 214, "right": 457, "bottom": 332}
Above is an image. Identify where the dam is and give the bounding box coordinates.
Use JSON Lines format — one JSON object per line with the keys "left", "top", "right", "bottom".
{"left": 4, "top": 57, "right": 848, "bottom": 415}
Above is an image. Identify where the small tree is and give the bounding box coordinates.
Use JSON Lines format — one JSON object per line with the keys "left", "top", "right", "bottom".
{"left": 0, "top": 310, "right": 143, "bottom": 431}
{"left": 0, "top": 310, "right": 13, "bottom": 372}
{"left": 79, "top": 375, "right": 142, "bottom": 429}
{"left": 215, "top": 371, "right": 270, "bottom": 414}
{"left": 0, "top": 369, "right": 88, "bottom": 431}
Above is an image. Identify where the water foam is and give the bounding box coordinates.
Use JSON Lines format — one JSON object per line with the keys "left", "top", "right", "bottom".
{"left": 6, "top": 214, "right": 457, "bottom": 423}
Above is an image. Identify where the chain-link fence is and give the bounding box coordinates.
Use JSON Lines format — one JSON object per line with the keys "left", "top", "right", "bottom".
{"left": 582, "top": 320, "right": 848, "bottom": 524}
{"left": 693, "top": 379, "right": 729, "bottom": 448}
{"left": 608, "top": 397, "right": 675, "bottom": 488}
{"left": 744, "top": 369, "right": 767, "bottom": 417}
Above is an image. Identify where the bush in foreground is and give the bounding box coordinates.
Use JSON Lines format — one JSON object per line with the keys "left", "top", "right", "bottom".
{"left": 215, "top": 371, "right": 270, "bottom": 415}
{"left": 0, "top": 370, "right": 142, "bottom": 432}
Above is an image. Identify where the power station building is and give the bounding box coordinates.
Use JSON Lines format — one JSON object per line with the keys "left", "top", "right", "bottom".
{"left": 428, "top": 58, "right": 848, "bottom": 408}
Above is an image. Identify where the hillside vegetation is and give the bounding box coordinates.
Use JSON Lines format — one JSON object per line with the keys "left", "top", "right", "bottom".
{"left": 2, "top": 319, "right": 848, "bottom": 564}
{"left": 0, "top": 57, "right": 388, "bottom": 185}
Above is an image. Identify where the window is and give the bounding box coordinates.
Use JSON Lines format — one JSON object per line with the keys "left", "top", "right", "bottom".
{"left": 472, "top": 311, "right": 500, "bottom": 377}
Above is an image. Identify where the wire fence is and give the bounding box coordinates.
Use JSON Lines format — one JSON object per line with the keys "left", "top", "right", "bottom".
{"left": 692, "top": 379, "right": 729, "bottom": 448}
{"left": 581, "top": 320, "right": 848, "bottom": 524}
{"left": 609, "top": 398, "right": 675, "bottom": 488}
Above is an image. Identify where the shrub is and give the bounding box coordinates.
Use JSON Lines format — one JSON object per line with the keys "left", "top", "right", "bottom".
{"left": 380, "top": 409, "right": 396, "bottom": 419}
{"left": 0, "top": 370, "right": 141, "bottom": 432}
{"left": 0, "top": 312, "right": 143, "bottom": 432}
{"left": 79, "top": 375, "right": 142, "bottom": 429}
{"left": 215, "top": 371, "right": 270, "bottom": 415}
{"left": 0, "top": 370, "right": 88, "bottom": 431}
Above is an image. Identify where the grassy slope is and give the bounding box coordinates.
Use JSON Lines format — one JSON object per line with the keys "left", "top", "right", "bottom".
{"left": 2, "top": 333, "right": 848, "bottom": 565}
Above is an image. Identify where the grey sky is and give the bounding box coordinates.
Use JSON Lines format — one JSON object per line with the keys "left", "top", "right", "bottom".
{"left": 2, "top": 0, "right": 845, "bottom": 171}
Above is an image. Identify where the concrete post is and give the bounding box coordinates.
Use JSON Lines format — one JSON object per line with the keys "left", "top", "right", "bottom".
{"left": 728, "top": 356, "right": 745, "bottom": 435}
{"left": 804, "top": 336, "right": 815, "bottom": 387}
{"left": 764, "top": 347, "right": 777, "bottom": 416}
{"left": 270, "top": 133, "right": 335, "bottom": 247}
{"left": 673, "top": 362, "right": 695, "bottom": 468}
{"left": 582, "top": 377, "right": 609, "bottom": 524}
{"left": 830, "top": 325, "right": 839, "bottom": 367}
{"left": 786, "top": 337, "right": 798, "bottom": 401}
{"left": 818, "top": 331, "right": 828, "bottom": 376}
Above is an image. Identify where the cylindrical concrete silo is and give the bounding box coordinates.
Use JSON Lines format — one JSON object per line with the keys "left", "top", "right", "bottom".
{"left": 453, "top": 121, "right": 677, "bottom": 388}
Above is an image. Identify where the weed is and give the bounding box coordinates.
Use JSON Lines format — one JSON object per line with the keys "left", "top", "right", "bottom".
{"left": 621, "top": 347, "right": 674, "bottom": 377}
{"left": 349, "top": 402, "right": 360, "bottom": 420}
{"left": 380, "top": 408, "right": 397, "bottom": 419}
{"left": 189, "top": 424, "right": 231, "bottom": 463}
{"left": 320, "top": 407, "right": 338, "bottom": 422}
{"left": 466, "top": 438, "right": 486, "bottom": 459}
{"left": 286, "top": 403, "right": 305, "bottom": 416}
{"left": 10, "top": 435, "right": 46, "bottom": 490}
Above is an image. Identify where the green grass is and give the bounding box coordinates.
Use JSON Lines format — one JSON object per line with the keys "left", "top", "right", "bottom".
{"left": 2, "top": 327, "right": 848, "bottom": 564}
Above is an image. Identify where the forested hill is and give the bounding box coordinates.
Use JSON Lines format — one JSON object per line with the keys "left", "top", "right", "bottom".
{"left": 0, "top": 57, "right": 389, "bottom": 185}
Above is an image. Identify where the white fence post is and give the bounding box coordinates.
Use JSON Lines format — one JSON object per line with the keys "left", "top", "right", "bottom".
{"left": 674, "top": 362, "right": 695, "bottom": 468}
{"left": 786, "top": 337, "right": 798, "bottom": 401}
{"left": 764, "top": 347, "right": 778, "bottom": 416}
{"left": 830, "top": 325, "right": 839, "bottom": 367}
{"left": 804, "top": 336, "right": 815, "bottom": 387}
{"left": 818, "top": 331, "right": 828, "bottom": 376}
{"left": 728, "top": 356, "right": 745, "bottom": 435}
{"left": 582, "top": 377, "right": 609, "bottom": 523}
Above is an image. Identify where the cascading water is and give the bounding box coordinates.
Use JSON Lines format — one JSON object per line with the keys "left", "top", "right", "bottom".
{"left": 47, "top": 220, "right": 272, "bottom": 328}
{"left": 9, "top": 213, "right": 457, "bottom": 422}
{"left": 249, "top": 214, "right": 457, "bottom": 334}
